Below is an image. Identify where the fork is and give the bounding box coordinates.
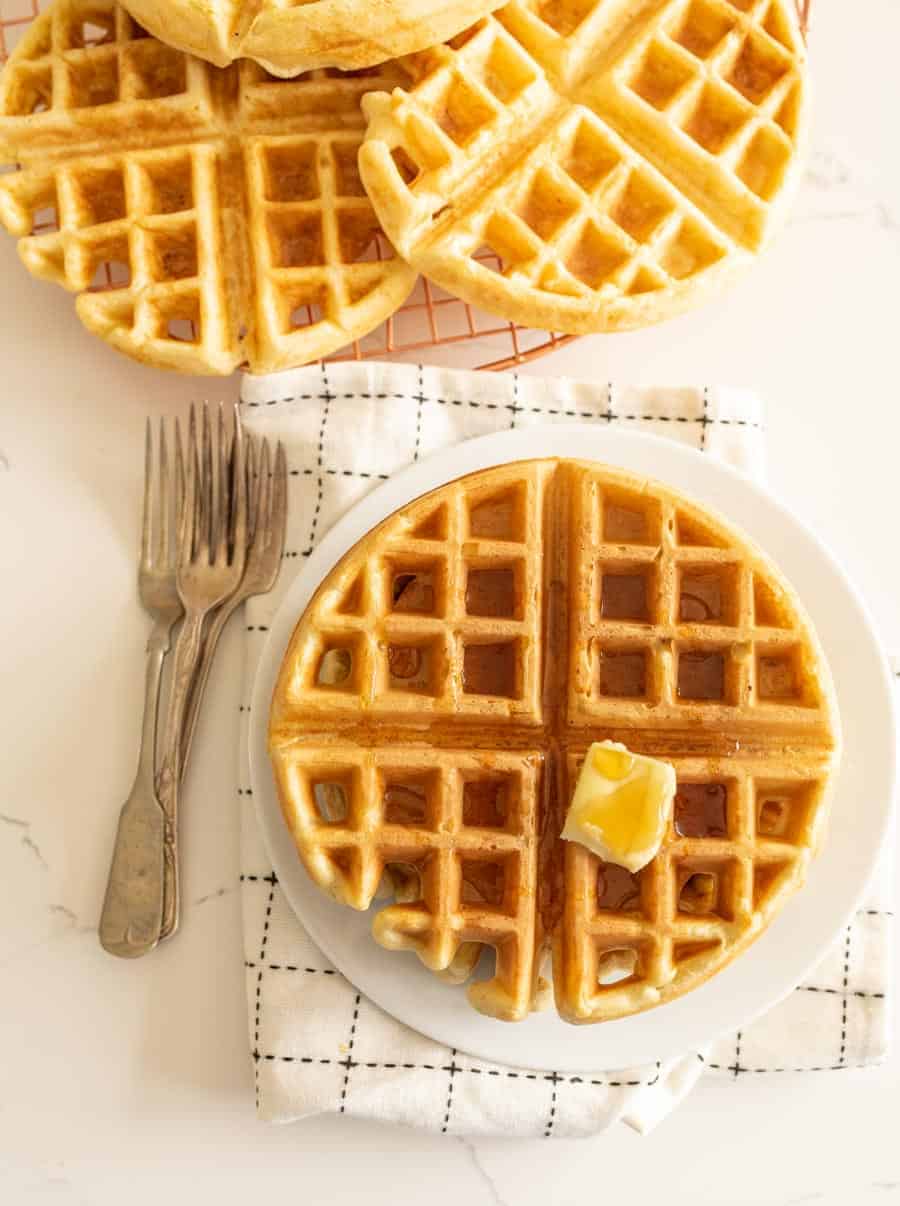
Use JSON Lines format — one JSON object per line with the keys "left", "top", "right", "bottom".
{"left": 155, "top": 404, "right": 247, "bottom": 939}
{"left": 176, "top": 435, "right": 288, "bottom": 775}
{"left": 99, "top": 419, "right": 185, "bottom": 958}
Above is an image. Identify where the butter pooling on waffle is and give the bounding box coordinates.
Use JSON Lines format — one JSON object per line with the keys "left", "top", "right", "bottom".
{"left": 118, "top": 0, "right": 506, "bottom": 76}
{"left": 359, "top": 0, "right": 809, "bottom": 334}
{"left": 0, "top": 0, "right": 415, "bottom": 375}
{"left": 269, "top": 460, "right": 839, "bottom": 1024}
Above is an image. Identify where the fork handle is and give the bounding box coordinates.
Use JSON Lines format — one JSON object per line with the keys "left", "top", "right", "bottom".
{"left": 179, "top": 595, "right": 241, "bottom": 774}
{"left": 156, "top": 609, "right": 206, "bottom": 940}
{"left": 99, "top": 623, "right": 172, "bottom": 958}
{"left": 98, "top": 786, "right": 167, "bottom": 958}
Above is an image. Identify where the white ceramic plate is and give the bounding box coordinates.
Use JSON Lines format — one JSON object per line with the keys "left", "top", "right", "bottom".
{"left": 249, "top": 426, "right": 895, "bottom": 1072}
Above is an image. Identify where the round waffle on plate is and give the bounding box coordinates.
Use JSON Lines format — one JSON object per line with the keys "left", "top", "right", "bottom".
{"left": 360, "top": 0, "right": 809, "bottom": 334}
{"left": 0, "top": 0, "right": 416, "bottom": 374}
{"left": 268, "top": 459, "right": 840, "bottom": 1024}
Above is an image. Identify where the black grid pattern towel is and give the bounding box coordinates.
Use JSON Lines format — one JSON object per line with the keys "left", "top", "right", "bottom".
{"left": 238, "top": 362, "right": 893, "bottom": 1136}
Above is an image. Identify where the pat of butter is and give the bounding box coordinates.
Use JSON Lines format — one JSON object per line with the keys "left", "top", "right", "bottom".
{"left": 561, "top": 741, "right": 675, "bottom": 873}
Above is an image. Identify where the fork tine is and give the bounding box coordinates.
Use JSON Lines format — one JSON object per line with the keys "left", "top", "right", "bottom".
{"left": 141, "top": 417, "right": 153, "bottom": 571}
{"left": 174, "top": 416, "right": 185, "bottom": 567}
{"left": 215, "top": 403, "right": 229, "bottom": 566}
{"left": 225, "top": 412, "right": 237, "bottom": 552}
{"left": 256, "top": 438, "right": 272, "bottom": 554}
{"left": 245, "top": 434, "right": 258, "bottom": 546}
{"left": 157, "top": 417, "right": 169, "bottom": 570}
{"left": 199, "top": 402, "right": 213, "bottom": 564}
{"left": 230, "top": 406, "right": 248, "bottom": 570}
{"left": 180, "top": 406, "right": 199, "bottom": 565}
{"left": 270, "top": 442, "right": 288, "bottom": 560}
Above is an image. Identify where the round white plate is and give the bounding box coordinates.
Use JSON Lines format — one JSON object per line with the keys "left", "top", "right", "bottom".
{"left": 249, "top": 426, "right": 896, "bottom": 1072}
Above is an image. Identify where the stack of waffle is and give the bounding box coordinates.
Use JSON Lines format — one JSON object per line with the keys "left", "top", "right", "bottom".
{"left": 0, "top": 0, "right": 810, "bottom": 374}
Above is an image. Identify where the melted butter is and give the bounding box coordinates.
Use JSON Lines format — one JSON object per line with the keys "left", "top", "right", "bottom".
{"left": 597, "top": 862, "right": 641, "bottom": 911}
{"left": 580, "top": 778, "right": 661, "bottom": 855}
{"left": 592, "top": 745, "right": 634, "bottom": 780}
{"left": 562, "top": 740, "right": 675, "bottom": 873}
{"left": 674, "top": 782, "right": 727, "bottom": 837}
{"left": 677, "top": 651, "right": 725, "bottom": 700}
{"left": 462, "top": 642, "right": 516, "bottom": 698}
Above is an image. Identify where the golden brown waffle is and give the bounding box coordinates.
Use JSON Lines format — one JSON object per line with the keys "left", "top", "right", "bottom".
{"left": 119, "top": 0, "right": 505, "bottom": 76}
{"left": 556, "top": 750, "right": 832, "bottom": 1021}
{"left": 271, "top": 461, "right": 548, "bottom": 728}
{"left": 275, "top": 746, "right": 543, "bottom": 1020}
{"left": 567, "top": 461, "right": 830, "bottom": 740}
{"left": 0, "top": 0, "right": 416, "bottom": 375}
{"left": 269, "top": 459, "right": 839, "bottom": 1024}
{"left": 359, "top": 0, "right": 809, "bottom": 334}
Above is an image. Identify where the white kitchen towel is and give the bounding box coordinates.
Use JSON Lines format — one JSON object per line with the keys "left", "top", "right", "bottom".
{"left": 237, "top": 361, "right": 893, "bottom": 1136}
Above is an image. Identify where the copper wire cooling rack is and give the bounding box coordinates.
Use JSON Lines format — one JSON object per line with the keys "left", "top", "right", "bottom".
{"left": 0, "top": 0, "right": 812, "bottom": 373}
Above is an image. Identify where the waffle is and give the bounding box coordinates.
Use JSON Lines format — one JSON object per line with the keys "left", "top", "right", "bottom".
{"left": 118, "top": 0, "right": 506, "bottom": 76}
{"left": 557, "top": 750, "right": 832, "bottom": 1021}
{"left": 0, "top": 0, "right": 416, "bottom": 375}
{"left": 359, "top": 0, "right": 809, "bottom": 334}
{"left": 269, "top": 460, "right": 840, "bottom": 1024}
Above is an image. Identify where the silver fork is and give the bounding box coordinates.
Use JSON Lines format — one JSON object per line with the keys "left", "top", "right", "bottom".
{"left": 99, "top": 419, "right": 185, "bottom": 958}
{"left": 177, "top": 434, "right": 288, "bottom": 774}
{"left": 155, "top": 404, "right": 248, "bottom": 940}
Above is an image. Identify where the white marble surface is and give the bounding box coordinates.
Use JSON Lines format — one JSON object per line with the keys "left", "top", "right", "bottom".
{"left": 2, "top": 1, "right": 899, "bottom": 1200}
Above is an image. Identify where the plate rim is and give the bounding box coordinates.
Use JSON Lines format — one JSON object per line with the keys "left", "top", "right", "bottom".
{"left": 249, "top": 424, "right": 896, "bottom": 1072}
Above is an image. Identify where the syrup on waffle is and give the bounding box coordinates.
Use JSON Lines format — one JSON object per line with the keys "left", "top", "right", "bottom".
{"left": 359, "top": 0, "right": 809, "bottom": 334}
{"left": 0, "top": 0, "right": 416, "bottom": 374}
{"left": 269, "top": 460, "right": 839, "bottom": 1023}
